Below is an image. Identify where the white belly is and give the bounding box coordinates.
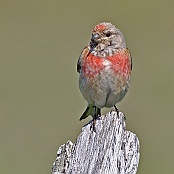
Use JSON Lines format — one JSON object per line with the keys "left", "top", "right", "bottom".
{"left": 79, "top": 66, "right": 130, "bottom": 108}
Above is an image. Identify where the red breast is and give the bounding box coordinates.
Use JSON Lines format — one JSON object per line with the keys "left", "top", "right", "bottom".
{"left": 82, "top": 49, "right": 131, "bottom": 80}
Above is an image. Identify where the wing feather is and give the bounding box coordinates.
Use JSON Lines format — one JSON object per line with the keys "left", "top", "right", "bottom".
{"left": 77, "top": 46, "right": 90, "bottom": 73}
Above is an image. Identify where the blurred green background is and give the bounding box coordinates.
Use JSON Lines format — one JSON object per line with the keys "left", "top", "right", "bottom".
{"left": 0, "top": 0, "right": 174, "bottom": 173}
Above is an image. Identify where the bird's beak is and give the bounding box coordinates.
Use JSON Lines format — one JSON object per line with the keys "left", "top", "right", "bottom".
{"left": 91, "top": 33, "right": 100, "bottom": 43}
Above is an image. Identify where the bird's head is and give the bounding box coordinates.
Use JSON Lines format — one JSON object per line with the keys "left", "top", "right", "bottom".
{"left": 89, "top": 22, "right": 126, "bottom": 58}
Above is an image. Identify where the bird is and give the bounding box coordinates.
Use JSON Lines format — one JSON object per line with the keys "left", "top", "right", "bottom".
{"left": 77, "top": 22, "right": 132, "bottom": 122}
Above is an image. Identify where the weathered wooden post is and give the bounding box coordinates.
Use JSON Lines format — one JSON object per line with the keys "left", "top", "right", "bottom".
{"left": 52, "top": 111, "right": 140, "bottom": 174}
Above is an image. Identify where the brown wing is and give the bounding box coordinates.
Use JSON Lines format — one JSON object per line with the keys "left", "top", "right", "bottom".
{"left": 77, "top": 46, "right": 90, "bottom": 73}
{"left": 77, "top": 57, "right": 82, "bottom": 73}
{"left": 130, "top": 52, "right": 133, "bottom": 70}
{"left": 125, "top": 48, "right": 133, "bottom": 70}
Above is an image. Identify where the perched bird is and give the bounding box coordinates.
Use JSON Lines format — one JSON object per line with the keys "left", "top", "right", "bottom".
{"left": 77, "top": 22, "right": 132, "bottom": 121}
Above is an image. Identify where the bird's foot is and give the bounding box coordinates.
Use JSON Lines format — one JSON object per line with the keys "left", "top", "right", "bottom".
{"left": 90, "top": 106, "right": 101, "bottom": 132}
{"left": 113, "top": 105, "right": 126, "bottom": 120}
{"left": 90, "top": 119, "right": 97, "bottom": 132}
{"left": 114, "top": 105, "right": 120, "bottom": 118}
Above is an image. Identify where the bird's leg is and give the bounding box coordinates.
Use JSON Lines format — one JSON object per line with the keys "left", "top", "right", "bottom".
{"left": 114, "top": 105, "right": 120, "bottom": 117}
{"left": 91, "top": 106, "right": 101, "bottom": 132}
{"left": 94, "top": 106, "right": 101, "bottom": 119}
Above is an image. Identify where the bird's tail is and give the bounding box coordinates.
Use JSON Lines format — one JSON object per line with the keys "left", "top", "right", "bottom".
{"left": 79, "top": 104, "right": 101, "bottom": 121}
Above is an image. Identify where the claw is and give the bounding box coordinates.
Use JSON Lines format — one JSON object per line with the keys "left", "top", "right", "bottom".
{"left": 114, "top": 105, "right": 119, "bottom": 117}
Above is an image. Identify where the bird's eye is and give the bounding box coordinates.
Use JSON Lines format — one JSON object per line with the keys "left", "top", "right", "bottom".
{"left": 105, "top": 32, "right": 111, "bottom": 37}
